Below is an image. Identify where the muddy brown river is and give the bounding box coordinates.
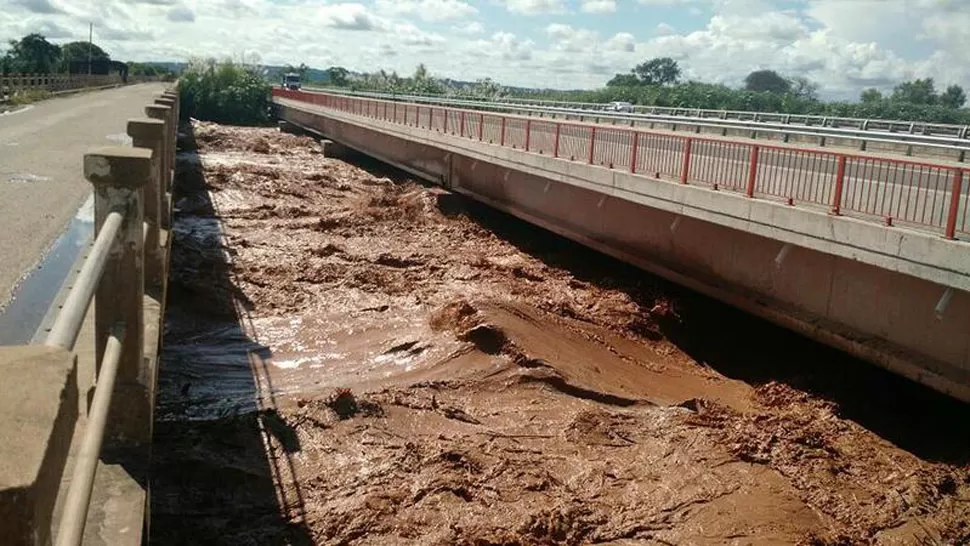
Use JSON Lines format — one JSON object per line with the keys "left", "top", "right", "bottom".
{"left": 150, "top": 121, "right": 970, "bottom": 545}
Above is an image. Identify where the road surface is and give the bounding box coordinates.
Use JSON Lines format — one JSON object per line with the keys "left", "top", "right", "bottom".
{"left": 0, "top": 83, "right": 167, "bottom": 309}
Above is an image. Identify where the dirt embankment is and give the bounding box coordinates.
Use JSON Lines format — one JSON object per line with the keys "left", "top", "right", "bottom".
{"left": 152, "top": 121, "right": 970, "bottom": 546}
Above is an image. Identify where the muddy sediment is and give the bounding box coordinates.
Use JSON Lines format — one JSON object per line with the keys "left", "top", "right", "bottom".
{"left": 151, "top": 121, "right": 970, "bottom": 545}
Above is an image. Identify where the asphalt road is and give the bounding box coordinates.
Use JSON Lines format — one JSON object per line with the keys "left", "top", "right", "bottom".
{"left": 0, "top": 83, "right": 167, "bottom": 308}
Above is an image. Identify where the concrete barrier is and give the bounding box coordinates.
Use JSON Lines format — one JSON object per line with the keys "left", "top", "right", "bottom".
{"left": 0, "top": 346, "right": 77, "bottom": 546}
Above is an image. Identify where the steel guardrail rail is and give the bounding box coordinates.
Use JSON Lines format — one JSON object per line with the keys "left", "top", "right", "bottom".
{"left": 301, "top": 87, "right": 970, "bottom": 155}
{"left": 306, "top": 85, "right": 970, "bottom": 140}
{"left": 44, "top": 210, "right": 124, "bottom": 350}
{"left": 275, "top": 88, "right": 970, "bottom": 240}
{"left": 54, "top": 327, "right": 124, "bottom": 546}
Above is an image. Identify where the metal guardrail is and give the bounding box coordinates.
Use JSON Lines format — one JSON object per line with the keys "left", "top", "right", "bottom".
{"left": 308, "top": 85, "right": 970, "bottom": 141}
{"left": 276, "top": 89, "right": 970, "bottom": 240}
{"left": 307, "top": 87, "right": 970, "bottom": 162}
{"left": 31, "top": 87, "right": 180, "bottom": 546}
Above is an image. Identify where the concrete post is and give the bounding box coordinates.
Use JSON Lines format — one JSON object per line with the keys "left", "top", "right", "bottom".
{"left": 83, "top": 147, "right": 150, "bottom": 446}
{"left": 127, "top": 119, "right": 165, "bottom": 289}
{"left": 155, "top": 96, "right": 177, "bottom": 148}
{"left": 162, "top": 90, "right": 179, "bottom": 122}
{"left": 145, "top": 105, "right": 172, "bottom": 226}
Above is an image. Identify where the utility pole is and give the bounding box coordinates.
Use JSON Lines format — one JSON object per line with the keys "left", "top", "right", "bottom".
{"left": 87, "top": 23, "right": 93, "bottom": 76}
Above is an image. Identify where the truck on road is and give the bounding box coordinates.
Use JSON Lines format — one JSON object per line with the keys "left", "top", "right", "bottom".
{"left": 282, "top": 72, "right": 301, "bottom": 90}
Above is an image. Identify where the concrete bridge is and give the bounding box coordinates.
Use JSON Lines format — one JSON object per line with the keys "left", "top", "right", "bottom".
{"left": 273, "top": 88, "right": 970, "bottom": 403}
{"left": 0, "top": 86, "right": 179, "bottom": 546}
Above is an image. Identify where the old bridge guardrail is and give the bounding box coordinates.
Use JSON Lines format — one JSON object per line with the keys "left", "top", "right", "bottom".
{"left": 0, "top": 74, "right": 126, "bottom": 103}
{"left": 308, "top": 87, "right": 970, "bottom": 162}
{"left": 276, "top": 88, "right": 970, "bottom": 240}
{"left": 311, "top": 86, "right": 970, "bottom": 141}
{"left": 0, "top": 87, "right": 178, "bottom": 546}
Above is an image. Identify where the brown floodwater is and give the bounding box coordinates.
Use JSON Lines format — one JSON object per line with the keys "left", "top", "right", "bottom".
{"left": 150, "top": 120, "right": 970, "bottom": 546}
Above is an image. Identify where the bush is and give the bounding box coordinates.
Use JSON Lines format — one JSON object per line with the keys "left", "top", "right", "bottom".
{"left": 10, "top": 89, "right": 52, "bottom": 105}
{"left": 179, "top": 60, "right": 270, "bottom": 125}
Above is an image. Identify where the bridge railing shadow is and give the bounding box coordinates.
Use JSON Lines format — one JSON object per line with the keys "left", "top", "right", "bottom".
{"left": 150, "top": 121, "right": 311, "bottom": 546}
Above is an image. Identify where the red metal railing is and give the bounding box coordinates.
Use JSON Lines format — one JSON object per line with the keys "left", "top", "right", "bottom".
{"left": 274, "top": 88, "right": 970, "bottom": 240}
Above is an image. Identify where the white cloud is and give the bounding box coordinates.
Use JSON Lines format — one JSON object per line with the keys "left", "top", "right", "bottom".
{"left": 1, "top": 0, "right": 970, "bottom": 99}
{"left": 580, "top": 0, "right": 616, "bottom": 13}
{"left": 12, "top": 0, "right": 62, "bottom": 14}
{"left": 605, "top": 32, "right": 635, "bottom": 52}
{"left": 167, "top": 4, "right": 194, "bottom": 22}
{"left": 317, "top": 3, "right": 383, "bottom": 31}
{"left": 545, "top": 23, "right": 598, "bottom": 52}
{"left": 454, "top": 21, "right": 484, "bottom": 35}
{"left": 503, "top": 0, "right": 567, "bottom": 15}
{"left": 375, "top": 0, "right": 477, "bottom": 22}
{"left": 474, "top": 31, "right": 534, "bottom": 61}
{"left": 394, "top": 22, "right": 446, "bottom": 48}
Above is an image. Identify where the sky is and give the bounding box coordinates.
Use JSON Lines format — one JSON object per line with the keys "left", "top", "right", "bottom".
{"left": 2, "top": 0, "right": 970, "bottom": 100}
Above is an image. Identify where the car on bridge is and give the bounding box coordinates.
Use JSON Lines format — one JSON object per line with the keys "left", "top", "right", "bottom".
{"left": 606, "top": 101, "right": 633, "bottom": 113}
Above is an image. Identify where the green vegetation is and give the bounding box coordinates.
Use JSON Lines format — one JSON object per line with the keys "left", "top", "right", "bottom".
{"left": 127, "top": 62, "right": 176, "bottom": 81}
{"left": 9, "top": 89, "right": 52, "bottom": 105}
{"left": 179, "top": 59, "right": 271, "bottom": 125}
{"left": 59, "top": 41, "right": 110, "bottom": 71}
{"left": 1, "top": 32, "right": 171, "bottom": 81}
{"left": 2, "top": 34, "right": 61, "bottom": 74}
{"left": 314, "top": 56, "right": 969, "bottom": 125}
{"left": 607, "top": 57, "right": 681, "bottom": 86}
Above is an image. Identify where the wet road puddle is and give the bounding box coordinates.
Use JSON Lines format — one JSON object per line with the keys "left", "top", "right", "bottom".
{"left": 5, "top": 172, "right": 51, "bottom": 183}
{"left": 0, "top": 195, "right": 93, "bottom": 344}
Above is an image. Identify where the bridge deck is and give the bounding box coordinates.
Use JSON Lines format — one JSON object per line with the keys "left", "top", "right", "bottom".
{"left": 276, "top": 91, "right": 970, "bottom": 241}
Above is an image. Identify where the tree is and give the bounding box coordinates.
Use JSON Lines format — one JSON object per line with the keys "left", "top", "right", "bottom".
{"left": 4, "top": 33, "right": 61, "bottom": 74}
{"left": 789, "top": 76, "right": 818, "bottom": 100}
{"left": 744, "top": 70, "right": 791, "bottom": 94}
{"left": 606, "top": 73, "right": 641, "bottom": 87}
{"left": 940, "top": 84, "right": 966, "bottom": 109}
{"left": 891, "top": 78, "right": 937, "bottom": 105}
{"left": 632, "top": 57, "right": 681, "bottom": 85}
{"left": 179, "top": 59, "right": 270, "bottom": 125}
{"left": 472, "top": 77, "right": 501, "bottom": 98}
{"left": 283, "top": 62, "right": 310, "bottom": 81}
{"left": 409, "top": 63, "right": 444, "bottom": 94}
{"left": 59, "top": 41, "right": 109, "bottom": 72}
{"left": 326, "top": 66, "right": 349, "bottom": 86}
{"left": 860, "top": 88, "right": 883, "bottom": 103}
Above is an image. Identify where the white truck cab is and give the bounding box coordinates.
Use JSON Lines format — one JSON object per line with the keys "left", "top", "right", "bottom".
{"left": 282, "top": 73, "right": 302, "bottom": 90}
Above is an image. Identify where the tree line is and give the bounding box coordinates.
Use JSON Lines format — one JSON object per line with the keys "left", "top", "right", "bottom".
{"left": 607, "top": 58, "right": 965, "bottom": 109}
{"left": 572, "top": 57, "right": 968, "bottom": 124}
{"left": 311, "top": 56, "right": 969, "bottom": 125}
{"left": 0, "top": 32, "right": 172, "bottom": 79}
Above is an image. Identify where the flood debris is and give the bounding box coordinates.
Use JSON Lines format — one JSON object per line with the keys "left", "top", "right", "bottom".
{"left": 151, "top": 120, "right": 970, "bottom": 546}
